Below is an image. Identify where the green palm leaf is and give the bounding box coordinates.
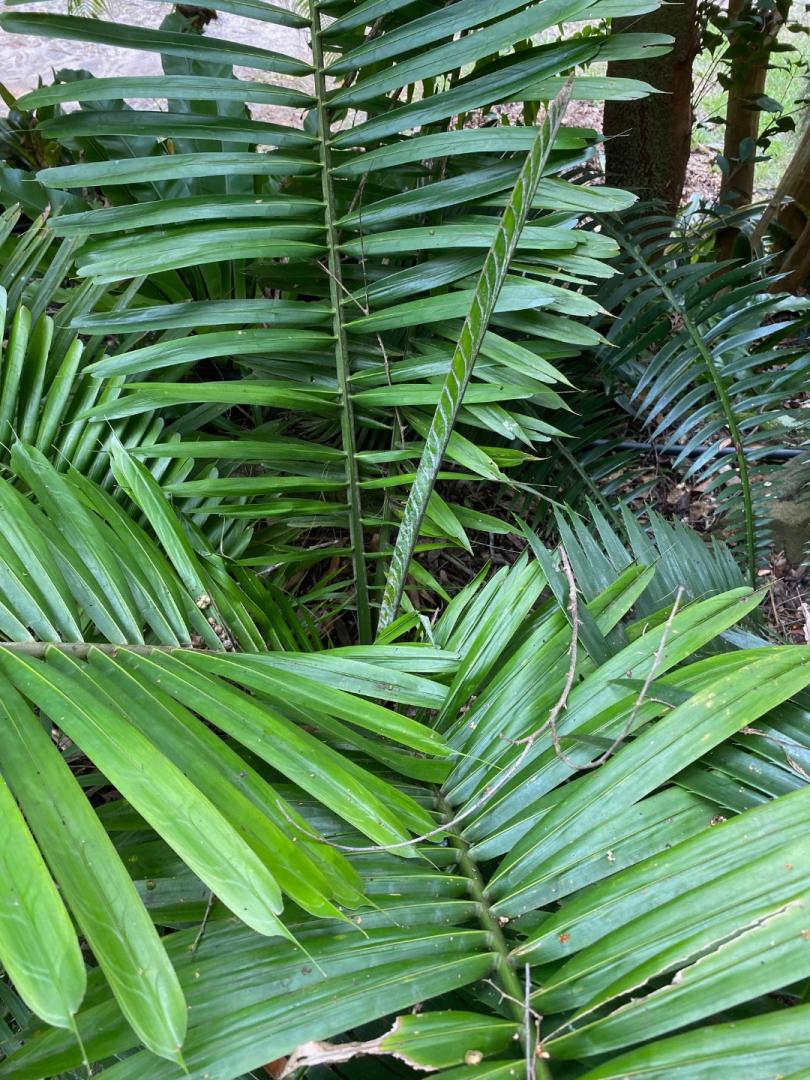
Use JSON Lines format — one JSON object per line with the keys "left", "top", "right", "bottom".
{"left": 3, "top": 3, "right": 809, "bottom": 1077}
{"left": 539, "top": 207, "right": 810, "bottom": 579}
{"left": 2, "top": 544, "right": 810, "bottom": 1075}
{"left": 0, "top": 0, "right": 657, "bottom": 631}
{"left": 378, "top": 84, "right": 572, "bottom": 630}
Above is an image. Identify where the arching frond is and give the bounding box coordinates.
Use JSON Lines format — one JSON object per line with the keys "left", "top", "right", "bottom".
{"left": 1, "top": 551, "right": 809, "bottom": 1077}
{"left": 3, "top": 4, "right": 810, "bottom": 1077}
{"left": 518, "top": 206, "right": 810, "bottom": 580}
{"left": 594, "top": 207, "right": 810, "bottom": 577}
{"left": 0, "top": 0, "right": 665, "bottom": 635}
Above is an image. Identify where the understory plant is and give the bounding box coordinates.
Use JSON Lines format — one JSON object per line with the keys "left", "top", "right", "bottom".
{"left": 0, "top": 0, "right": 670, "bottom": 638}
{"left": 0, "top": 1, "right": 810, "bottom": 1078}
{"left": 521, "top": 205, "right": 810, "bottom": 577}
{"left": 2, "top": 540, "right": 810, "bottom": 1078}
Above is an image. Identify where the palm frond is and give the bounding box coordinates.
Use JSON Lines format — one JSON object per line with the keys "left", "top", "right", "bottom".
{"left": 0, "top": 448, "right": 453, "bottom": 1059}
{"left": 3, "top": 4, "right": 810, "bottom": 1077}
{"left": 557, "top": 498, "right": 747, "bottom": 612}
{"left": 0, "top": 436, "right": 340, "bottom": 652}
{"left": 0, "top": 0, "right": 668, "bottom": 634}
{"left": 594, "top": 206, "right": 810, "bottom": 577}
{"left": 519, "top": 205, "right": 810, "bottom": 579}
{"left": 2, "top": 551, "right": 810, "bottom": 1077}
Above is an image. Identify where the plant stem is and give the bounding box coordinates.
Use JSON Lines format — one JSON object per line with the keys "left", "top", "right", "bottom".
{"left": 377, "top": 85, "right": 572, "bottom": 632}
{"left": 0, "top": 642, "right": 179, "bottom": 657}
{"left": 308, "top": 0, "right": 372, "bottom": 643}
{"left": 439, "top": 795, "right": 552, "bottom": 1080}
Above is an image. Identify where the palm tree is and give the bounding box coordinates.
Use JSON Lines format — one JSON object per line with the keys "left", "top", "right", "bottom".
{"left": 1, "top": 2, "right": 810, "bottom": 1077}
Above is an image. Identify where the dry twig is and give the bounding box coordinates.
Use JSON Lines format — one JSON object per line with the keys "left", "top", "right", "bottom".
{"left": 551, "top": 584, "right": 685, "bottom": 770}
{"left": 277, "top": 548, "right": 580, "bottom": 853}
{"left": 279, "top": 560, "right": 684, "bottom": 853}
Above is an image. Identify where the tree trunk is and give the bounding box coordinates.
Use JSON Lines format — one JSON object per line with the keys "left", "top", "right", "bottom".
{"left": 718, "top": 0, "right": 788, "bottom": 210}
{"left": 775, "top": 124, "right": 810, "bottom": 262}
{"left": 781, "top": 219, "right": 810, "bottom": 291}
{"left": 603, "top": 1, "right": 699, "bottom": 213}
{"left": 752, "top": 125, "right": 810, "bottom": 289}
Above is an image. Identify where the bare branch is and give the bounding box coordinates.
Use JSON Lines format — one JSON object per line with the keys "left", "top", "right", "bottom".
{"left": 551, "top": 585, "right": 685, "bottom": 771}
{"left": 189, "top": 890, "right": 216, "bottom": 956}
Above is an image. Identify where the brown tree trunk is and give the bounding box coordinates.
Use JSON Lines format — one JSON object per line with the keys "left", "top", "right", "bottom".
{"left": 718, "top": 0, "right": 788, "bottom": 210}
{"left": 752, "top": 125, "right": 810, "bottom": 238}
{"left": 775, "top": 124, "right": 810, "bottom": 259}
{"left": 603, "top": 1, "right": 699, "bottom": 213}
{"left": 781, "top": 219, "right": 810, "bottom": 291}
{"left": 752, "top": 125, "right": 810, "bottom": 289}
